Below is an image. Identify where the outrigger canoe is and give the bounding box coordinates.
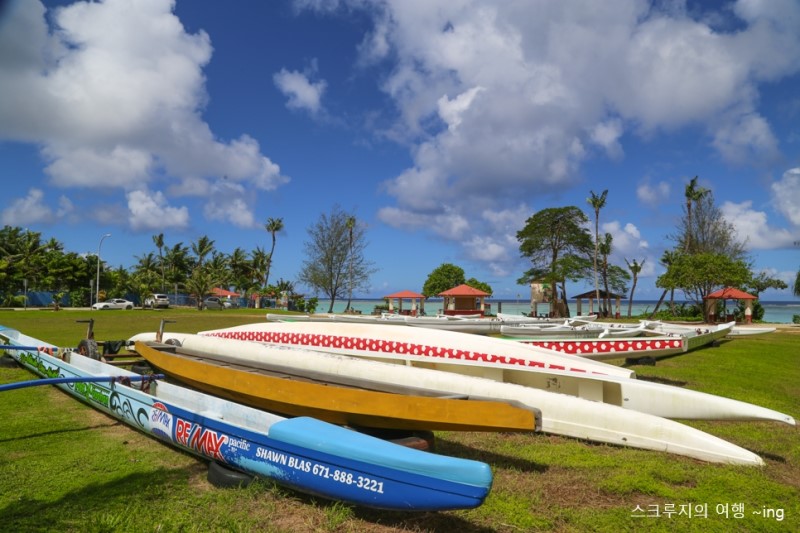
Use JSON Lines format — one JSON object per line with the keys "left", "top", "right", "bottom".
{"left": 211, "top": 319, "right": 636, "bottom": 378}
{"left": 508, "top": 335, "right": 687, "bottom": 360}
{"left": 509, "top": 322, "right": 735, "bottom": 360}
{"left": 0, "top": 326, "right": 493, "bottom": 511}
{"left": 133, "top": 339, "right": 540, "bottom": 433}
{"left": 131, "top": 330, "right": 768, "bottom": 465}
{"left": 197, "top": 321, "right": 794, "bottom": 425}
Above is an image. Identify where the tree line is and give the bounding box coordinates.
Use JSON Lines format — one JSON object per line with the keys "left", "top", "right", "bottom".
{"left": 516, "top": 178, "right": 791, "bottom": 319}
{"left": 2, "top": 191, "right": 797, "bottom": 316}
{"left": 0, "top": 205, "right": 376, "bottom": 312}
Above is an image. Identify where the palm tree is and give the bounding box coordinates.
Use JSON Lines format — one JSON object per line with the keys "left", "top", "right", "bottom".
{"left": 684, "top": 176, "right": 709, "bottom": 253}
{"left": 131, "top": 252, "right": 160, "bottom": 306}
{"left": 207, "top": 251, "right": 231, "bottom": 290}
{"left": 264, "top": 218, "right": 284, "bottom": 288}
{"left": 163, "top": 242, "right": 190, "bottom": 289}
{"left": 191, "top": 235, "right": 215, "bottom": 268}
{"left": 152, "top": 233, "right": 165, "bottom": 291}
{"left": 625, "top": 258, "right": 645, "bottom": 317}
{"left": 587, "top": 189, "right": 608, "bottom": 312}
{"left": 650, "top": 249, "right": 679, "bottom": 317}
{"left": 598, "top": 233, "right": 613, "bottom": 315}
{"left": 228, "top": 247, "right": 250, "bottom": 295}
{"left": 185, "top": 266, "right": 220, "bottom": 310}
{"left": 345, "top": 215, "right": 356, "bottom": 312}
{"left": 250, "top": 246, "right": 269, "bottom": 308}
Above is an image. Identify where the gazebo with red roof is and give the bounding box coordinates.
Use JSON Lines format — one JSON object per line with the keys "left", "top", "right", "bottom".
{"left": 438, "top": 284, "right": 491, "bottom": 316}
{"left": 705, "top": 287, "right": 757, "bottom": 323}
{"left": 384, "top": 290, "right": 426, "bottom": 316}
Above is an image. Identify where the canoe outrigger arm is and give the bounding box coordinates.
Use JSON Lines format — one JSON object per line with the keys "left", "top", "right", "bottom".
{"left": 157, "top": 319, "right": 177, "bottom": 343}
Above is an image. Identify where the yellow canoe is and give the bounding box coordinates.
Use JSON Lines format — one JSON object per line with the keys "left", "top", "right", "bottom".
{"left": 134, "top": 341, "right": 539, "bottom": 433}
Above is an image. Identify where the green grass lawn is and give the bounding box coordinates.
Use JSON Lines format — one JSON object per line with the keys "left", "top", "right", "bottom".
{"left": 1, "top": 309, "right": 798, "bottom": 532}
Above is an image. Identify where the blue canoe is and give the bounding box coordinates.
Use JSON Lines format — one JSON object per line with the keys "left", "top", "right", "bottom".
{"left": 0, "top": 326, "right": 492, "bottom": 511}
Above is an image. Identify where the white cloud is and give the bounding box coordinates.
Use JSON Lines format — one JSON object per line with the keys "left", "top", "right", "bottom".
{"left": 127, "top": 189, "right": 189, "bottom": 231}
{"left": 0, "top": 189, "right": 53, "bottom": 225}
{"left": 203, "top": 180, "right": 259, "bottom": 229}
{"left": 603, "top": 220, "right": 649, "bottom": 254}
{"left": 56, "top": 195, "right": 75, "bottom": 219}
{"left": 0, "top": 0, "right": 287, "bottom": 231}
{"left": 437, "top": 86, "right": 484, "bottom": 132}
{"left": 305, "top": 0, "right": 800, "bottom": 276}
{"left": 771, "top": 167, "right": 800, "bottom": 226}
{"left": 637, "top": 179, "right": 671, "bottom": 207}
{"left": 273, "top": 64, "right": 327, "bottom": 115}
{"left": 711, "top": 111, "right": 779, "bottom": 165}
{"left": 721, "top": 200, "right": 796, "bottom": 249}
{"left": 44, "top": 145, "right": 154, "bottom": 188}
{"left": 589, "top": 119, "right": 624, "bottom": 160}
{"left": 602, "top": 220, "right": 654, "bottom": 276}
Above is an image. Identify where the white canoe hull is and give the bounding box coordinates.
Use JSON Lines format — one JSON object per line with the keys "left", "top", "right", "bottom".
{"left": 267, "top": 313, "right": 502, "bottom": 334}
{"left": 727, "top": 326, "right": 777, "bottom": 337}
{"left": 130, "top": 331, "right": 766, "bottom": 465}
{"left": 199, "top": 322, "right": 794, "bottom": 426}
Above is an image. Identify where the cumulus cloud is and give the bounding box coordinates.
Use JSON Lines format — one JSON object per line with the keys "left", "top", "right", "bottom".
{"left": 589, "top": 119, "right": 624, "bottom": 160}
{"left": 0, "top": 0, "right": 287, "bottom": 232}
{"left": 302, "top": 0, "right": 800, "bottom": 276}
{"left": 0, "top": 189, "right": 54, "bottom": 226}
{"left": 273, "top": 62, "right": 327, "bottom": 115}
{"left": 771, "top": 167, "right": 800, "bottom": 226}
{"left": 437, "top": 87, "right": 484, "bottom": 132}
{"left": 601, "top": 220, "right": 655, "bottom": 276}
{"left": 203, "top": 180, "right": 259, "bottom": 229}
{"left": 637, "top": 179, "right": 671, "bottom": 207}
{"left": 721, "top": 200, "right": 796, "bottom": 249}
{"left": 127, "top": 189, "right": 189, "bottom": 231}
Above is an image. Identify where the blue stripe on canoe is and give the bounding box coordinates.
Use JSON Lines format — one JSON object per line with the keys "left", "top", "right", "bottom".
{"left": 269, "top": 416, "right": 492, "bottom": 489}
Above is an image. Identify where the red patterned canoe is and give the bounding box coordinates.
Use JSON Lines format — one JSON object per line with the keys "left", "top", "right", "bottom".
{"left": 508, "top": 335, "right": 686, "bottom": 361}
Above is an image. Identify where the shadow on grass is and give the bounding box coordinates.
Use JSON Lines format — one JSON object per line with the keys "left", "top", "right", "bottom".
{"left": 264, "top": 482, "right": 499, "bottom": 532}
{"left": 0, "top": 422, "right": 122, "bottom": 444}
{"left": 434, "top": 436, "right": 548, "bottom": 473}
{"left": 0, "top": 467, "right": 188, "bottom": 529}
{"left": 353, "top": 508, "right": 498, "bottom": 532}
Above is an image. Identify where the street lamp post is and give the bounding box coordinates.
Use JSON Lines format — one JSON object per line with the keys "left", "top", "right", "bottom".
{"left": 96, "top": 233, "right": 111, "bottom": 306}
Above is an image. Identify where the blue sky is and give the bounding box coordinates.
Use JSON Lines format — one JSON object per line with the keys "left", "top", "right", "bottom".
{"left": 1, "top": 0, "right": 799, "bottom": 301}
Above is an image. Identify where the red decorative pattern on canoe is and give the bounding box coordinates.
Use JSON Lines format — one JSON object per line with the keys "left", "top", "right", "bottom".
{"left": 206, "top": 331, "right": 609, "bottom": 374}
{"left": 518, "top": 338, "right": 684, "bottom": 355}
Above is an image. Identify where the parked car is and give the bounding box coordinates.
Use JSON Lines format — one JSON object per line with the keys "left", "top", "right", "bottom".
{"left": 143, "top": 293, "right": 170, "bottom": 309}
{"left": 202, "top": 296, "right": 227, "bottom": 310}
{"left": 92, "top": 298, "right": 134, "bottom": 310}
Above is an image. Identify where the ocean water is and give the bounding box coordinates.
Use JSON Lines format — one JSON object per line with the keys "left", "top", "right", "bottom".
{"left": 311, "top": 299, "right": 800, "bottom": 324}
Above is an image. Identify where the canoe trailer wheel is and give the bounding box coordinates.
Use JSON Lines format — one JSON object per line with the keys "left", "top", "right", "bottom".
{"left": 77, "top": 339, "right": 100, "bottom": 360}
{"left": 130, "top": 362, "right": 153, "bottom": 375}
{"left": 207, "top": 461, "right": 255, "bottom": 489}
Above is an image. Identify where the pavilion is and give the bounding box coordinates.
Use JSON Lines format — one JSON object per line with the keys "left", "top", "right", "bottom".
{"left": 570, "top": 289, "right": 627, "bottom": 318}
{"left": 705, "top": 287, "right": 757, "bottom": 323}
{"left": 438, "top": 284, "right": 491, "bottom": 316}
{"left": 384, "top": 290, "right": 426, "bottom": 316}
